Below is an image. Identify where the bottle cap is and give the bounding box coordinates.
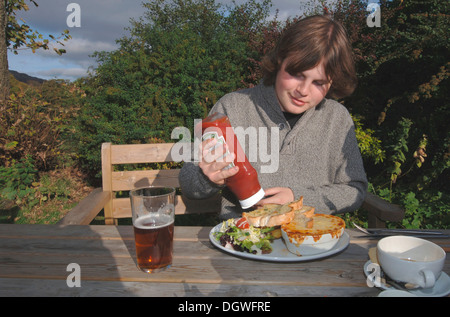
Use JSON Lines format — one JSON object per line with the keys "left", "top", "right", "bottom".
{"left": 239, "top": 188, "right": 265, "bottom": 209}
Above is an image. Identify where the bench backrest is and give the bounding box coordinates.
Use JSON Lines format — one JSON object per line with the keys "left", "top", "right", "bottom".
{"left": 101, "top": 142, "right": 220, "bottom": 224}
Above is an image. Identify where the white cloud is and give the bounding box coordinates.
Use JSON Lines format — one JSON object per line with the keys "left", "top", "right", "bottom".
{"left": 66, "top": 38, "right": 117, "bottom": 55}
{"left": 38, "top": 67, "right": 89, "bottom": 80}
{"left": 37, "top": 37, "right": 118, "bottom": 62}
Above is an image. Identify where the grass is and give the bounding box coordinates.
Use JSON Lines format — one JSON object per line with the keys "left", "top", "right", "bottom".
{"left": 0, "top": 167, "right": 94, "bottom": 224}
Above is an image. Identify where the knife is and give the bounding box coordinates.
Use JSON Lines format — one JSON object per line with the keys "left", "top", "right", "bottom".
{"left": 352, "top": 222, "right": 449, "bottom": 238}
{"left": 355, "top": 233, "right": 450, "bottom": 239}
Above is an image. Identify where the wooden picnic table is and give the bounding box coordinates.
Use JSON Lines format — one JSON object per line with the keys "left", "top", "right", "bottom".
{"left": 0, "top": 224, "right": 448, "bottom": 297}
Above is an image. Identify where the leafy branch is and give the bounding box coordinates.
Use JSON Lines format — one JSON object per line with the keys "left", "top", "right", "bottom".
{"left": 6, "top": 0, "right": 71, "bottom": 56}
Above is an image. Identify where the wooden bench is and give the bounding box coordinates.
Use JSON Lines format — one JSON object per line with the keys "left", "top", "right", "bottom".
{"left": 59, "top": 142, "right": 405, "bottom": 227}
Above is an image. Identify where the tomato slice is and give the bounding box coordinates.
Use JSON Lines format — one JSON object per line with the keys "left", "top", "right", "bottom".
{"left": 236, "top": 217, "right": 249, "bottom": 229}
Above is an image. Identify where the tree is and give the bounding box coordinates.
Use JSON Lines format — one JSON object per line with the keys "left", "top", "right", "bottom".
{"left": 0, "top": 0, "right": 8, "bottom": 103}
{"left": 0, "top": 0, "right": 71, "bottom": 103}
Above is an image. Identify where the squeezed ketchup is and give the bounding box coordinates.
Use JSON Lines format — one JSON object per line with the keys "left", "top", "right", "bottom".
{"left": 199, "top": 113, "right": 265, "bottom": 209}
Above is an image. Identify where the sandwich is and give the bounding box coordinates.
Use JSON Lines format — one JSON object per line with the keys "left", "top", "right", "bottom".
{"left": 242, "top": 196, "right": 305, "bottom": 228}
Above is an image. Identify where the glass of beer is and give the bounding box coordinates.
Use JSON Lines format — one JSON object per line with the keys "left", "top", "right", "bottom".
{"left": 130, "top": 186, "right": 175, "bottom": 273}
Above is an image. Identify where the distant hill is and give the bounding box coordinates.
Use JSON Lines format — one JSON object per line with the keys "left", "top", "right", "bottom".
{"left": 9, "top": 70, "right": 46, "bottom": 86}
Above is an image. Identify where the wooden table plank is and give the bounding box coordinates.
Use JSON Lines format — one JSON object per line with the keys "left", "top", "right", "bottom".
{"left": 0, "top": 277, "right": 379, "bottom": 297}
{"left": 0, "top": 243, "right": 371, "bottom": 284}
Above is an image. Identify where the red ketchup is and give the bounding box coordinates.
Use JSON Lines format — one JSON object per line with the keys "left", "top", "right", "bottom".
{"left": 198, "top": 112, "right": 265, "bottom": 209}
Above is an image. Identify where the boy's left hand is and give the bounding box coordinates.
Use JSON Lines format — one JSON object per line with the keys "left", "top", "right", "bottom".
{"left": 256, "top": 187, "right": 294, "bottom": 206}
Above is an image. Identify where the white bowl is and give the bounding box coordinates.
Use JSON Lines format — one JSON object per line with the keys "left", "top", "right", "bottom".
{"left": 281, "top": 214, "right": 345, "bottom": 256}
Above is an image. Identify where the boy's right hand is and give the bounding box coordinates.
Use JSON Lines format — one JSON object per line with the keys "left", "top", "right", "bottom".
{"left": 198, "top": 138, "right": 239, "bottom": 186}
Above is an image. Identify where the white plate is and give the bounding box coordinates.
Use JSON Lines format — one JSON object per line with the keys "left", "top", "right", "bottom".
{"left": 363, "top": 260, "right": 450, "bottom": 297}
{"left": 209, "top": 223, "right": 349, "bottom": 262}
{"left": 378, "top": 290, "right": 417, "bottom": 297}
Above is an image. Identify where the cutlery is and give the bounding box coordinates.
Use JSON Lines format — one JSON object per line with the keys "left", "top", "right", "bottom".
{"left": 352, "top": 222, "right": 447, "bottom": 237}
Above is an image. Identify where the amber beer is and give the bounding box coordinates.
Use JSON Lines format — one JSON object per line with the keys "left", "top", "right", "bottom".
{"left": 133, "top": 215, "right": 174, "bottom": 272}
{"left": 130, "top": 187, "right": 175, "bottom": 273}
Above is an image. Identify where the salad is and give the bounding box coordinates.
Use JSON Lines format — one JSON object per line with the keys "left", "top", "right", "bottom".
{"left": 213, "top": 217, "right": 275, "bottom": 254}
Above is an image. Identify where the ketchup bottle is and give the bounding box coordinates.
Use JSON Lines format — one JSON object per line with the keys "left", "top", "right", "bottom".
{"left": 199, "top": 112, "right": 265, "bottom": 209}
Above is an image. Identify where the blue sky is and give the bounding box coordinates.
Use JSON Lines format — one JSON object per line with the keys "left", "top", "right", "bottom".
{"left": 8, "top": 0, "right": 309, "bottom": 81}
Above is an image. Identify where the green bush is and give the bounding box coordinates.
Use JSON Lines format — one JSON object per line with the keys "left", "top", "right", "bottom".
{"left": 0, "top": 78, "right": 83, "bottom": 223}
{"left": 376, "top": 188, "right": 450, "bottom": 229}
{"left": 352, "top": 115, "right": 385, "bottom": 165}
{"left": 0, "top": 155, "right": 38, "bottom": 208}
{"left": 0, "top": 80, "right": 81, "bottom": 170}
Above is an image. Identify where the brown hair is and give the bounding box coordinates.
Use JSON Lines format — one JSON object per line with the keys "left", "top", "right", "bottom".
{"left": 261, "top": 15, "right": 357, "bottom": 99}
